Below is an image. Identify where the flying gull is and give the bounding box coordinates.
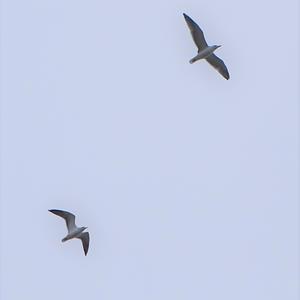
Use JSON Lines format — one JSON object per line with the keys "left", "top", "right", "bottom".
{"left": 183, "top": 13, "right": 230, "bottom": 80}
{"left": 49, "top": 209, "right": 90, "bottom": 256}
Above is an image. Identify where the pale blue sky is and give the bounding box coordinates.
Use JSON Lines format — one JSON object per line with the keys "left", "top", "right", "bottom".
{"left": 0, "top": 0, "right": 299, "bottom": 300}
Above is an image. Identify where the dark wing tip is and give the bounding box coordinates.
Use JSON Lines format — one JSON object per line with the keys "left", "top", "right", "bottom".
{"left": 48, "top": 209, "right": 67, "bottom": 213}
{"left": 183, "top": 13, "right": 191, "bottom": 21}
{"left": 49, "top": 209, "right": 61, "bottom": 213}
{"left": 224, "top": 70, "right": 230, "bottom": 80}
{"left": 218, "top": 68, "right": 230, "bottom": 80}
{"left": 48, "top": 209, "right": 75, "bottom": 220}
{"left": 82, "top": 232, "right": 90, "bottom": 256}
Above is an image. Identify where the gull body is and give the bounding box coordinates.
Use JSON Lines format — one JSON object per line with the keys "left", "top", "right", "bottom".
{"left": 61, "top": 226, "right": 87, "bottom": 242}
{"left": 189, "top": 45, "right": 221, "bottom": 64}
{"left": 49, "top": 209, "right": 90, "bottom": 256}
{"left": 183, "top": 13, "right": 230, "bottom": 80}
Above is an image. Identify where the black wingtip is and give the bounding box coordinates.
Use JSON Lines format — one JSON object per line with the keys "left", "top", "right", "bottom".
{"left": 183, "top": 13, "right": 192, "bottom": 19}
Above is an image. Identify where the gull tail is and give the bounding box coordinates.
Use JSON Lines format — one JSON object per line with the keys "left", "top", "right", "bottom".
{"left": 189, "top": 56, "right": 198, "bottom": 64}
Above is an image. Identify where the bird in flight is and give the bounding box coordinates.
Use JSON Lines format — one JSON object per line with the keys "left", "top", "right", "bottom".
{"left": 49, "top": 209, "right": 90, "bottom": 256}
{"left": 183, "top": 13, "right": 230, "bottom": 80}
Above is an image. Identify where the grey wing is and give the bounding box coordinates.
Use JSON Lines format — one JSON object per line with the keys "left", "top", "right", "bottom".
{"left": 205, "top": 53, "right": 230, "bottom": 80}
{"left": 78, "top": 232, "right": 90, "bottom": 256}
{"left": 48, "top": 209, "right": 77, "bottom": 233}
{"left": 183, "top": 13, "right": 208, "bottom": 51}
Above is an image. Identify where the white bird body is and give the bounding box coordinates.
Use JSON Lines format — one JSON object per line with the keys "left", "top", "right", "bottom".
{"left": 183, "top": 13, "right": 230, "bottom": 80}
{"left": 49, "top": 209, "right": 90, "bottom": 256}
{"left": 189, "top": 45, "right": 221, "bottom": 64}
{"left": 62, "top": 227, "right": 87, "bottom": 242}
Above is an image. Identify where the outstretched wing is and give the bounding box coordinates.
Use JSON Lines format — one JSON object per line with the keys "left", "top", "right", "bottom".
{"left": 205, "top": 53, "right": 230, "bottom": 80}
{"left": 77, "top": 232, "right": 90, "bottom": 256}
{"left": 49, "top": 209, "right": 77, "bottom": 233}
{"left": 183, "top": 13, "right": 208, "bottom": 51}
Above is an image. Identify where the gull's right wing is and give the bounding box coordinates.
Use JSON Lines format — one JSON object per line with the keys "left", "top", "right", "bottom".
{"left": 77, "top": 232, "right": 90, "bottom": 256}
{"left": 205, "top": 53, "right": 230, "bottom": 80}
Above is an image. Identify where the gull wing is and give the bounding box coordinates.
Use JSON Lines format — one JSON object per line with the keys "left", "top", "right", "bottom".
{"left": 77, "top": 232, "right": 90, "bottom": 256}
{"left": 205, "top": 53, "right": 230, "bottom": 80}
{"left": 49, "top": 209, "right": 77, "bottom": 233}
{"left": 183, "top": 13, "right": 208, "bottom": 51}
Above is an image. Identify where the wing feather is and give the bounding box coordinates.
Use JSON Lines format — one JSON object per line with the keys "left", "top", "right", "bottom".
{"left": 183, "top": 13, "right": 208, "bottom": 51}
{"left": 77, "top": 232, "right": 90, "bottom": 256}
{"left": 205, "top": 53, "right": 230, "bottom": 80}
{"left": 49, "top": 209, "right": 77, "bottom": 233}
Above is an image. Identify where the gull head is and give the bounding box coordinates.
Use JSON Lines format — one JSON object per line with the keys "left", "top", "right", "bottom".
{"left": 213, "top": 45, "right": 222, "bottom": 50}
{"left": 78, "top": 226, "right": 88, "bottom": 235}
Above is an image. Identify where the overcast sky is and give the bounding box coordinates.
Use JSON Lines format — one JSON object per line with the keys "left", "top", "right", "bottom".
{"left": 0, "top": 0, "right": 299, "bottom": 299}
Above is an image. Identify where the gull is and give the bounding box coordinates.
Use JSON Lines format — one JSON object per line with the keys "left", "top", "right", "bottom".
{"left": 49, "top": 209, "right": 90, "bottom": 256}
{"left": 183, "top": 13, "right": 230, "bottom": 80}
